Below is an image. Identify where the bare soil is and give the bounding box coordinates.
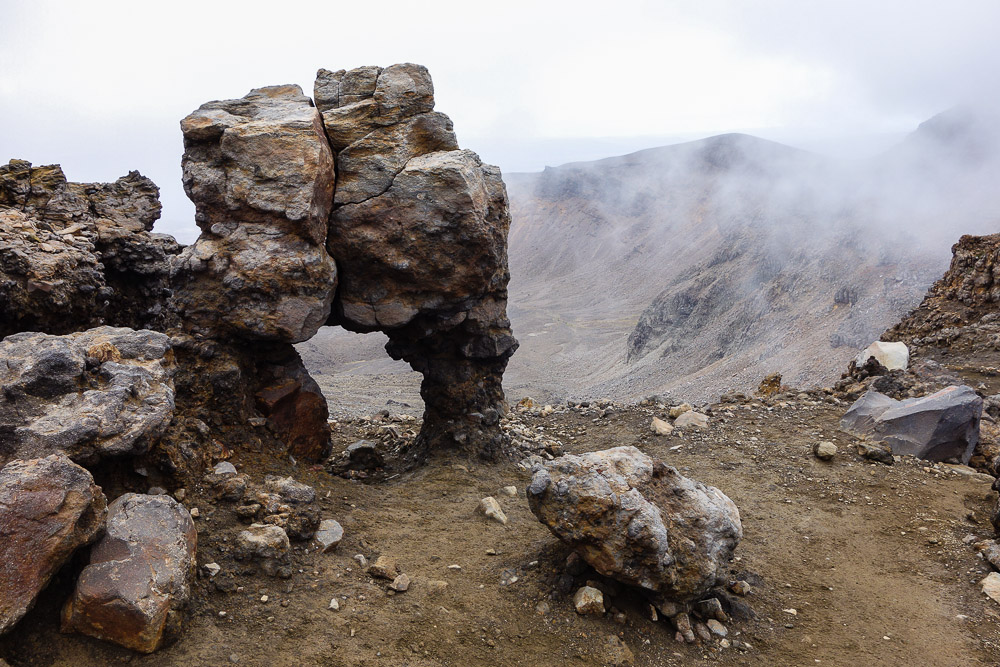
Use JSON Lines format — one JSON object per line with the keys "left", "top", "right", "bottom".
{"left": 4, "top": 396, "right": 1000, "bottom": 667}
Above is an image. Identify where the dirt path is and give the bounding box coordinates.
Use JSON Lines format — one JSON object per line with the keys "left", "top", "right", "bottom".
{"left": 3, "top": 399, "right": 999, "bottom": 666}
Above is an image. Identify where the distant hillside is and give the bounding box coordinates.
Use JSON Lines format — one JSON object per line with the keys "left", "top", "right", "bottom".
{"left": 299, "top": 109, "right": 1000, "bottom": 408}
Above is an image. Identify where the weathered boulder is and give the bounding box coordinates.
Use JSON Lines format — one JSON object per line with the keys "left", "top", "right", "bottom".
{"left": 527, "top": 446, "right": 742, "bottom": 601}
{"left": 856, "top": 341, "right": 909, "bottom": 371}
{"left": 0, "top": 160, "right": 178, "bottom": 338}
{"left": 0, "top": 327, "right": 175, "bottom": 466}
{"left": 62, "top": 493, "right": 197, "bottom": 653}
{"left": 317, "top": 64, "right": 517, "bottom": 460}
{"left": 0, "top": 454, "right": 107, "bottom": 635}
{"left": 840, "top": 386, "right": 982, "bottom": 463}
{"left": 253, "top": 345, "right": 331, "bottom": 462}
{"left": 174, "top": 84, "right": 337, "bottom": 343}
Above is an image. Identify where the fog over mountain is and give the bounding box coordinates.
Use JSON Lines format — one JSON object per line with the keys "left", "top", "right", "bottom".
{"left": 299, "top": 106, "right": 1000, "bottom": 407}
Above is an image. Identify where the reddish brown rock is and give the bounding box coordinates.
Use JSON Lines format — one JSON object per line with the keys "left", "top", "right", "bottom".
{"left": 0, "top": 454, "right": 107, "bottom": 635}
{"left": 61, "top": 493, "right": 197, "bottom": 653}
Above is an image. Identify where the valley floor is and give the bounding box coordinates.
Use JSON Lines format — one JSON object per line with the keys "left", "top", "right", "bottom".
{"left": 4, "top": 398, "right": 1000, "bottom": 666}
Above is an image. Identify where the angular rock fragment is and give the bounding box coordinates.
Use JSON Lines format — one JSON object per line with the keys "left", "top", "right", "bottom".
{"left": 478, "top": 496, "right": 508, "bottom": 525}
{"left": 856, "top": 341, "right": 909, "bottom": 371}
{"left": 314, "top": 519, "right": 344, "bottom": 552}
{"left": 674, "top": 411, "right": 708, "bottom": 429}
{"left": 527, "top": 446, "right": 742, "bottom": 601}
{"left": 62, "top": 494, "right": 197, "bottom": 653}
{"left": 841, "top": 386, "right": 983, "bottom": 463}
{"left": 574, "top": 586, "right": 605, "bottom": 615}
{"left": 0, "top": 455, "right": 107, "bottom": 635}
{"left": 0, "top": 327, "right": 175, "bottom": 467}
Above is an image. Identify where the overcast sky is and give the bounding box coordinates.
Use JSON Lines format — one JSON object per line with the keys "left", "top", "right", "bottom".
{"left": 3, "top": 0, "right": 999, "bottom": 241}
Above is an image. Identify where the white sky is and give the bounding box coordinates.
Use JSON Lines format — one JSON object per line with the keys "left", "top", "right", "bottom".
{"left": 2, "top": 0, "right": 999, "bottom": 241}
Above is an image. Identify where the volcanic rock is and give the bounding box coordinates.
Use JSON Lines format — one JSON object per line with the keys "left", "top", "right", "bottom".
{"left": 0, "top": 160, "right": 177, "bottom": 337}
{"left": 0, "top": 327, "right": 175, "bottom": 466}
{"left": 0, "top": 454, "right": 107, "bottom": 635}
{"left": 318, "top": 64, "right": 517, "bottom": 459}
{"left": 61, "top": 494, "right": 197, "bottom": 653}
{"left": 841, "top": 386, "right": 983, "bottom": 463}
{"left": 527, "top": 446, "right": 742, "bottom": 601}
{"left": 174, "top": 84, "right": 337, "bottom": 343}
{"left": 235, "top": 524, "right": 291, "bottom": 577}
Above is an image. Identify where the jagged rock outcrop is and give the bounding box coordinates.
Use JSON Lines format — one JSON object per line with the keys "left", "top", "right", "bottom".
{"left": 174, "top": 85, "right": 337, "bottom": 343}
{"left": 0, "top": 454, "right": 107, "bottom": 635}
{"left": 0, "top": 160, "right": 179, "bottom": 338}
{"left": 317, "top": 64, "right": 517, "bottom": 458}
{"left": 527, "top": 446, "right": 742, "bottom": 601}
{"left": 62, "top": 493, "right": 197, "bottom": 653}
{"left": 0, "top": 327, "right": 175, "bottom": 466}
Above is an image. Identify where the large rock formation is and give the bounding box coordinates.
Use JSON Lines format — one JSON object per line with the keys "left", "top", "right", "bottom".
{"left": 175, "top": 85, "right": 337, "bottom": 343}
{"left": 0, "top": 159, "right": 179, "bottom": 338}
{"left": 0, "top": 327, "right": 175, "bottom": 467}
{"left": 62, "top": 493, "right": 197, "bottom": 653}
{"left": 317, "top": 64, "right": 517, "bottom": 458}
{"left": 0, "top": 454, "right": 107, "bottom": 634}
{"left": 527, "top": 446, "right": 742, "bottom": 601}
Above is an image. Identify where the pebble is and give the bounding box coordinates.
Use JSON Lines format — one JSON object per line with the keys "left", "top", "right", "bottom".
{"left": 174, "top": 488, "right": 187, "bottom": 501}
{"left": 813, "top": 441, "right": 837, "bottom": 461}
{"left": 190, "top": 507, "right": 200, "bottom": 518}
{"left": 314, "top": 519, "right": 344, "bottom": 552}
{"left": 214, "top": 461, "right": 238, "bottom": 475}
{"left": 729, "top": 580, "right": 751, "bottom": 596}
{"left": 203, "top": 562, "right": 221, "bottom": 578}
{"left": 674, "top": 411, "right": 709, "bottom": 429}
{"left": 368, "top": 556, "right": 400, "bottom": 580}
{"left": 981, "top": 572, "right": 1000, "bottom": 603}
{"left": 353, "top": 554, "right": 368, "bottom": 568}
{"left": 447, "top": 564, "right": 462, "bottom": 571}
{"left": 478, "top": 497, "right": 509, "bottom": 525}
{"left": 499, "top": 485, "right": 518, "bottom": 497}
{"left": 391, "top": 574, "right": 410, "bottom": 592}
{"left": 650, "top": 416, "right": 674, "bottom": 436}
{"left": 328, "top": 598, "right": 340, "bottom": 611}
{"left": 260, "top": 595, "right": 268, "bottom": 603}
{"left": 707, "top": 619, "right": 728, "bottom": 637}
{"left": 574, "top": 586, "right": 605, "bottom": 615}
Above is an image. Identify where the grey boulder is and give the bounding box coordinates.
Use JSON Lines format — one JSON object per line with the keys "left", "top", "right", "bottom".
{"left": 840, "top": 386, "right": 983, "bottom": 463}
{"left": 0, "top": 327, "right": 175, "bottom": 466}
{"left": 526, "top": 446, "right": 742, "bottom": 601}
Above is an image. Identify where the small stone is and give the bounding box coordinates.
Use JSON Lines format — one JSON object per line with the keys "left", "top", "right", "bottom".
{"left": 694, "top": 597, "right": 727, "bottom": 622}
{"left": 573, "top": 586, "right": 604, "bottom": 615}
{"left": 981, "top": 572, "right": 1000, "bottom": 603}
{"left": 720, "top": 638, "right": 731, "bottom": 648}
{"left": 447, "top": 564, "right": 462, "bottom": 571}
{"left": 203, "top": 562, "right": 221, "bottom": 578}
{"left": 707, "top": 619, "right": 727, "bottom": 637}
{"left": 328, "top": 598, "right": 340, "bottom": 611}
{"left": 391, "top": 573, "right": 410, "bottom": 592}
{"left": 190, "top": 507, "right": 200, "bottom": 518}
{"left": 673, "top": 612, "right": 696, "bottom": 643}
{"left": 669, "top": 403, "right": 692, "bottom": 419}
{"left": 694, "top": 621, "right": 712, "bottom": 642}
{"left": 426, "top": 580, "right": 448, "bottom": 594}
{"left": 260, "top": 595, "right": 269, "bottom": 603}
{"left": 813, "top": 441, "right": 837, "bottom": 461}
{"left": 729, "top": 580, "right": 751, "bottom": 596}
{"left": 477, "top": 497, "right": 508, "bottom": 525}
{"left": 650, "top": 417, "right": 674, "bottom": 436}
{"left": 214, "top": 462, "right": 237, "bottom": 475}
{"left": 535, "top": 601, "right": 551, "bottom": 615}
{"left": 368, "top": 555, "right": 400, "bottom": 580}
{"left": 353, "top": 554, "right": 367, "bottom": 568}
{"left": 646, "top": 604, "right": 658, "bottom": 622}
{"left": 783, "top": 608, "right": 797, "bottom": 615}
{"left": 174, "top": 488, "right": 187, "bottom": 501}
{"left": 314, "top": 519, "right": 344, "bottom": 552}
{"left": 857, "top": 442, "right": 894, "bottom": 465}
{"left": 674, "top": 411, "right": 709, "bottom": 429}
{"left": 499, "top": 485, "right": 518, "bottom": 497}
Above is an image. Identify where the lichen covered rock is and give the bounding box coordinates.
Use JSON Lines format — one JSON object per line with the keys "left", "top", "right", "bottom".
{"left": 0, "top": 327, "right": 175, "bottom": 466}
{"left": 527, "top": 446, "right": 742, "bottom": 601}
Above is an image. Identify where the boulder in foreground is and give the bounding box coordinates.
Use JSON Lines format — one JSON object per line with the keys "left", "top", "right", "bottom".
{"left": 62, "top": 493, "right": 197, "bottom": 653}
{"left": 840, "top": 386, "right": 982, "bottom": 463}
{"left": 526, "top": 446, "right": 742, "bottom": 601}
{"left": 0, "top": 454, "right": 107, "bottom": 635}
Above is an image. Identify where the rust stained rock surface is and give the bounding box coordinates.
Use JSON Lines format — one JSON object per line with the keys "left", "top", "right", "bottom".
{"left": 174, "top": 84, "right": 337, "bottom": 343}
{"left": 0, "top": 454, "right": 107, "bottom": 635}
{"left": 61, "top": 493, "right": 197, "bottom": 653}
